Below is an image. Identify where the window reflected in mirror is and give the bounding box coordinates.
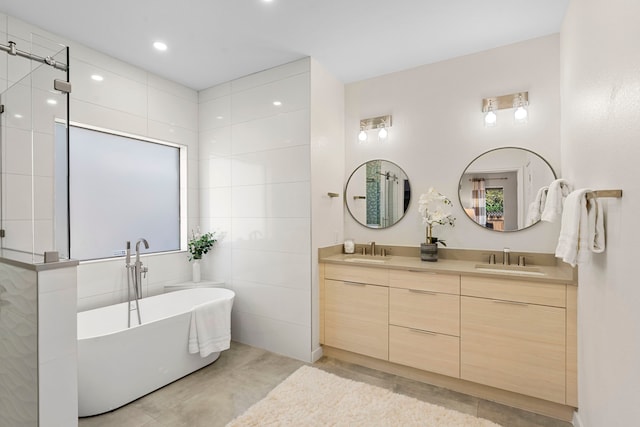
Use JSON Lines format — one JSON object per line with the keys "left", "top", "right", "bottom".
{"left": 458, "top": 147, "right": 556, "bottom": 232}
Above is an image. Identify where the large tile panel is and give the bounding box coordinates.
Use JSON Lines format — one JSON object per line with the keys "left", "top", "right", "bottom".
{"left": 231, "top": 73, "right": 310, "bottom": 125}
{"left": 231, "top": 58, "right": 309, "bottom": 93}
{"left": 231, "top": 311, "right": 311, "bottom": 362}
{"left": 231, "top": 217, "right": 310, "bottom": 254}
{"left": 232, "top": 279, "right": 310, "bottom": 326}
{"left": 231, "top": 145, "right": 310, "bottom": 186}
{"left": 231, "top": 182, "right": 310, "bottom": 219}
{"left": 231, "top": 108, "right": 310, "bottom": 155}
{"left": 148, "top": 86, "right": 198, "bottom": 130}
{"left": 231, "top": 248, "right": 310, "bottom": 291}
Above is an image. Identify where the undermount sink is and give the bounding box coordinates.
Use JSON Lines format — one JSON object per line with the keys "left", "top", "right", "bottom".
{"left": 474, "top": 264, "right": 546, "bottom": 276}
{"left": 344, "top": 256, "right": 389, "bottom": 264}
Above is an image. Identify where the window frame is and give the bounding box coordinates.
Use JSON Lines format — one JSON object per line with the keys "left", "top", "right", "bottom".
{"left": 57, "top": 121, "right": 188, "bottom": 261}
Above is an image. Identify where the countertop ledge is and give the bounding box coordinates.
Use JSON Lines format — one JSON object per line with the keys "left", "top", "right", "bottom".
{"left": 320, "top": 254, "right": 576, "bottom": 285}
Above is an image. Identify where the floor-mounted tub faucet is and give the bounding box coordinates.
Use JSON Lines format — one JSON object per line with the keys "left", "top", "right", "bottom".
{"left": 125, "top": 238, "right": 150, "bottom": 328}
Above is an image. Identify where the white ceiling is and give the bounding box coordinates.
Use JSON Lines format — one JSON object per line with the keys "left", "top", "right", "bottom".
{"left": 0, "top": 0, "right": 569, "bottom": 91}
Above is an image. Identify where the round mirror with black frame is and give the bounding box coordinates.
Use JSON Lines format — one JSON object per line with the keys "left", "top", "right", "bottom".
{"left": 345, "top": 159, "right": 411, "bottom": 229}
{"left": 458, "top": 147, "right": 556, "bottom": 232}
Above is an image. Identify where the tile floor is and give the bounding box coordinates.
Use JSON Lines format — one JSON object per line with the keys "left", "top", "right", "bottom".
{"left": 78, "top": 342, "right": 573, "bottom": 427}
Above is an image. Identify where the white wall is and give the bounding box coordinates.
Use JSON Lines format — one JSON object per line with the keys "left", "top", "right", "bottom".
{"left": 71, "top": 37, "right": 200, "bottom": 310}
{"left": 561, "top": 1, "right": 640, "bottom": 425}
{"left": 0, "top": 14, "right": 201, "bottom": 310}
{"left": 344, "top": 35, "right": 562, "bottom": 252}
{"left": 310, "top": 58, "right": 345, "bottom": 360}
{"left": 199, "top": 59, "right": 314, "bottom": 361}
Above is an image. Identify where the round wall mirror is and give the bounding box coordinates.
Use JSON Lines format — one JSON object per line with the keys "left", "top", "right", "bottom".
{"left": 345, "top": 159, "right": 411, "bottom": 229}
{"left": 458, "top": 147, "right": 556, "bottom": 232}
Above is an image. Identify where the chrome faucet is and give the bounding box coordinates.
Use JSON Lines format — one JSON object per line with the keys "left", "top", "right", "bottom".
{"left": 503, "top": 248, "right": 511, "bottom": 266}
{"left": 124, "top": 238, "right": 151, "bottom": 328}
{"left": 370, "top": 241, "right": 376, "bottom": 256}
{"left": 134, "top": 238, "right": 149, "bottom": 297}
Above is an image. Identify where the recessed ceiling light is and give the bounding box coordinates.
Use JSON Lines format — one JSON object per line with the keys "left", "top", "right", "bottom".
{"left": 153, "top": 41, "right": 168, "bottom": 51}
{"left": 46, "top": 99, "right": 57, "bottom": 105}
{"left": 273, "top": 101, "right": 282, "bottom": 106}
{"left": 14, "top": 114, "right": 22, "bottom": 119}
{"left": 91, "top": 74, "right": 104, "bottom": 82}
{"left": 216, "top": 116, "right": 224, "bottom": 120}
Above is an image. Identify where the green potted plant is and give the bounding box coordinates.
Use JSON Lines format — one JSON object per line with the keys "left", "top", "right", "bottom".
{"left": 418, "top": 187, "right": 456, "bottom": 262}
{"left": 188, "top": 230, "right": 217, "bottom": 282}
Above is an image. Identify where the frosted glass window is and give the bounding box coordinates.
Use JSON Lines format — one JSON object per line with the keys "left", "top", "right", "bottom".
{"left": 62, "top": 124, "right": 182, "bottom": 260}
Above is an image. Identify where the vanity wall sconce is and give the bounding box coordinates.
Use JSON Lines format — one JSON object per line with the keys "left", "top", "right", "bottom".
{"left": 482, "top": 91, "right": 528, "bottom": 127}
{"left": 358, "top": 114, "right": 393, "bottom": 142}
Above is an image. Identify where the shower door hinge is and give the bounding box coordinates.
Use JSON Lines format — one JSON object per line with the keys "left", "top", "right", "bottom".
{"left": 0, "top": 104, "right": 4, "bottom": 114}
{"left": 54, "top": 79, "right": 72, "bottom": 94}
{"left": 0, "top": 229, "right": 5, "bottom": 238}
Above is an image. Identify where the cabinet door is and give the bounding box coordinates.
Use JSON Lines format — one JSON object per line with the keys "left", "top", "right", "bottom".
{"left": 461, "top": 296, "right": 566, "bottom": 403}
{"left": 324, "top": 279, "right": 389, "bottom": 360}
{"left": 389, "top": 288, "right": 459, "bottom": 336}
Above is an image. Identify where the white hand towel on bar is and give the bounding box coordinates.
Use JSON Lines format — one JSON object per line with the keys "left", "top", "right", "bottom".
{"left": 188, "top": 296, "right": 234, "bottom": 357}
{"left": 589, "top": 196, "right": 605, "bottom": 253}
{"left": 541, "top": 179, "right": 573, "bottom": 223}
{"left": 555, "top": 189, "right": 605, "bottom": 266}
{"left": 526, "top": 186, "right": 549, "bottom": 226}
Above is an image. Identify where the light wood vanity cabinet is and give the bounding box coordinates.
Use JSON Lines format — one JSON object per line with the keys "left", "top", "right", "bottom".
{"left": 320, "top": 261, "right": 577, "bottom": 410}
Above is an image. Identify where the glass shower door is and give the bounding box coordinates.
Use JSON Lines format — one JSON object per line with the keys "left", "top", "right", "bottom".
{"left": 0, "top": 41, "right": 68, "bottom": 262}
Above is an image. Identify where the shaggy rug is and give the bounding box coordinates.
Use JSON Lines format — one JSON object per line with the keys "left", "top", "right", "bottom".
{"left": 226, "top": 366, "right": 502, "bottom": 426}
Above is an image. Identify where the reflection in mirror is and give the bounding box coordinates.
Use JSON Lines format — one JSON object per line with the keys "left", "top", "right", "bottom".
{"left": 458, "top": 147, "right": 556, "bottom": 232}
{"left": 345, "top": 160, "right": 411, "bottom": 229}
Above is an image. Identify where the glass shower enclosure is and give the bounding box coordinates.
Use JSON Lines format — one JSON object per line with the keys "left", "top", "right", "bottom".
{"left": 0, "top": 34, "right": 70, "bottom": 427}
{"left": 0, "top": 36, "right": 69, "bottom": 262}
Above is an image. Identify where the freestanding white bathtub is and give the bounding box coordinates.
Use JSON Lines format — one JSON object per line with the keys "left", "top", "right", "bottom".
{"left": 77, "top": 287, "right": 235, "bottom": 417}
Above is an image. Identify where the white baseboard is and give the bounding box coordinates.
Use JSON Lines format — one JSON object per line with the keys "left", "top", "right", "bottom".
{"left": 311, "top": 346, "right": 323, "bottom": 362}
{"left": 573, "top": 410, "right": 583, "bottom": 427}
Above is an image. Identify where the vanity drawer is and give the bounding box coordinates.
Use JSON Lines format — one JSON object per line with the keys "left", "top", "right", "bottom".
{"left": 461, "top": 275, "right": 566, "bottom": 307}
{"left": 325, "top": 263, "right": 389, "bottom": 286}
{"left": 389, "top": 325, "right": 460, "bottom": 378}
{"left": 389, "top": 288, "right": 459, "bottom": 336}
{"left": 389, "top": 269, "right": 460, "bottom": 294}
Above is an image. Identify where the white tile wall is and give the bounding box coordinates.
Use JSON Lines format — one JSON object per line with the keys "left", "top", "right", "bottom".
{"left": 38, "top": 265, "right": 78, "bottom": 427}
{"left": 0, "top": 263, "right": 38, "bottom": 427}
{"left": 3, "top": 127, "right": 32, "bottom": 175}
{"left": 231, "top": 73, "right": 310, "bottom": 124}
{"left": 230, "top": 310, "right": 311, "bottom": 361}
{"left": 199, "top": 59, "right": 314, "bottom": 361}
{"left": 231, "top": 249, "right": 310, "bottom": 290}
{"left": 231, "top": 108, "right": 310, "bottom": 155}
{"left": 231, "top": 145, "right": 311, "bottom": 186}
{"left": 231, "top": 182, "right": 310, "bottom": 218}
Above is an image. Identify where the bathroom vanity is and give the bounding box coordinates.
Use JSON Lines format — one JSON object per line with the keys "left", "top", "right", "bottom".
{"left": 318, "top": 247, "right": 577, "bottom": 421}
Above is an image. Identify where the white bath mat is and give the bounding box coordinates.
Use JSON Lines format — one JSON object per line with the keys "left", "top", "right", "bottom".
{"left": 226, "top": 365, "right": 502, "bottom": 426}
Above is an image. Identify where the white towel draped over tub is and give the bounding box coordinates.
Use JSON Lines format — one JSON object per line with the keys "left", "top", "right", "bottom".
{"left": 188, "top": 296, "right": 234, "bottom": 357}
{"left": 555, "top": 189, "right": 605, "bottom": 267}
{"left": 542, "top": 179, "right": 573, "bottom": 223}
